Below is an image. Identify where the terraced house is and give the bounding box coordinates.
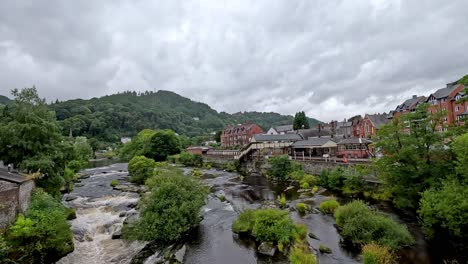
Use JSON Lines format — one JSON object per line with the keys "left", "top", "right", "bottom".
{"left": 426, "top": 83, "right": 465, "bottom": 131}
{"left": 221, "top": 123, "right": 264, "bottom": 148}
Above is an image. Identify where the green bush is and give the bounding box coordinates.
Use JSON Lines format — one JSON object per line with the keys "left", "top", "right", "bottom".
{"left": 319, "top": 200, "right": 340, "bottom": 214}
{"left": 167, "top": 154, "right": 180, "bottom": 163}
{"left": 232, "top": 209, "right": 296, "bottom": 245}
{"left": 300, "top": 174, "right": 318, "bottom": 186}
{"left": 334, "top": 200, "right": 414, "bottom": 249}
{"left": 418, "top": 179, "right": 468, "bottom": 239}
{"left": 300, "top": 182, "right": 310, "bottom": 189}
{"left": 289, "top": 245, "right": 317, "bottom": 264}
{"left": 268, "top": 155, "right": 301, "bottom": 181}
{"left": 64, "top": 207, "right": 77, "bottom": 220}
{"left": 361, "top": 243, "right": 394, "bottom": 264}
{"left": 278, "top": 194, "right": 287, "bottom": 208}
{"left": 178, "top": 152, "right": 203, "bottom": 167}
{"left": 232, "top": 209, "right": 256, "bottom": 234}
{"left": 295, "top": 203, "right": 309, "bottom": 214}
{"left": 3, "top": 189, "right": 73, "bottom": 263}
{"left": 128, "top": 155, "right": 156, "bottom": 184}
{"left": 123, "top": 166, "right": 208, "bottom": 243}
{"left": 67, "top": 159, "right": 87, "bottom": 173}
{"left": 110, "top": 179, "right": 118, "bottom": 187}
{"left": 312, "top": 186, "right": 318, "bottom": 193}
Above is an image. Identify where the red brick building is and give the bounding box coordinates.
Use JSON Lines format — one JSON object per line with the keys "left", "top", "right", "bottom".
{"left": 393, "top": 95, "right": 426, "bottom": 118}
{"left": 361, "top": 113, "right": 390, "bottom": 138}
{"left": 337, "top": 138, "right": 373, "bottom": 159}
{"left": 351, "top": 117, "right": 364, "bottom": 138}
{"left": 221, "top": 123, "right": 264, "bottom": 148}
{"left": 452, "top": 89, "right": 467, "bottom": 126}
{"left": 426, "top": 83, "right": 465, "bottom": 131}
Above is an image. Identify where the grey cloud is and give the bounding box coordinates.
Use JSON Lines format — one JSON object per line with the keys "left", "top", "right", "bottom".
{"left": 0, "top": 0, "right": 467, "bottom": 121}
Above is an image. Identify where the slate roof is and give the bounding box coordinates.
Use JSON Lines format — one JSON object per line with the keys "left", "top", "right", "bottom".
{"left": 292, "top": 138, "right": 335, "bottom": 147}
{"left": 395, "top": 96, "right": 426, "bottom": 112}
{"left": 366, "top": 114, "right": 390, "bottom": 128}
{"left": 223, "top": 123, "right": 263, "bottom": 135}
{"left": 252, "top": 134, "right": 303, "bottom": 142}
{"left": 296, "top": 128, "right": 332, "bottom": 139}
{"left": 337, "top": 138, "right": 373, "bottom": 145}
{"left": 275, "top": 125, "right": 294, "bottom": 133}
{"left": 429, "top": 84, "right": 461, "bottom": 99}
{"left": 0, "top": 168, "right": 29, "bottom": 184}
{"left": 336, "top": 121, "right": 352, "bottom": 128}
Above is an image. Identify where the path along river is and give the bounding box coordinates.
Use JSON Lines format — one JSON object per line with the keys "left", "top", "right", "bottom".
{"left": 58, "top": 163, "right": 433, "bottom": 264}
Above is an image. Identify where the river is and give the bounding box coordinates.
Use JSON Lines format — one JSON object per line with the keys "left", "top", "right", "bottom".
{"left": 58, "top": 163, "right": 435, "bottom": 264}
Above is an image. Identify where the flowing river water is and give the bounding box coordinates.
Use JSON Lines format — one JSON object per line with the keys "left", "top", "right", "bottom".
{"left": 58, "top": 163, "right": 435, "bottom": 264}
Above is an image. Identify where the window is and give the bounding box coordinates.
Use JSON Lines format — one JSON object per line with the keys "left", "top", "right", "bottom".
{"left": 455, "top": 106, "right": 460, "bottom": 112}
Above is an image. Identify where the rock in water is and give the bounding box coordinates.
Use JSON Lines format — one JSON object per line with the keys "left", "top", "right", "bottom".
{"left": 174, "top": 245, "right": 186, "bottom": 263}
{"left": 112, "top": 228, "right": 122, "bottom": 239}
{"left": 319, "top": 244, "right": 332, "bottom": 254}
{"left": 308, "top": 232, "right": 319, "bottom": 240}
{"left": 258, "top": 242, "right": 276, "bottom": 256}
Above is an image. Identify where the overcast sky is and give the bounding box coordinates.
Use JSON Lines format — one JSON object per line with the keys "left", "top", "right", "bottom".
{"left": 1, "top": 1, "right": 467, "bottom": 122}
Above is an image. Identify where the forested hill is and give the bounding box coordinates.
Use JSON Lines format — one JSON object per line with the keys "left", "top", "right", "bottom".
{"left": 49, "top": 90, "right": 320, "bottom": 142}
{"left": 0, "top": 95, "right": 10, "bottom": 105}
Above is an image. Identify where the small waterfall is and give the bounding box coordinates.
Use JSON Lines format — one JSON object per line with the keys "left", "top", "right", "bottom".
{"left": 57, "top": 164, "right": 146, "bottom": 264}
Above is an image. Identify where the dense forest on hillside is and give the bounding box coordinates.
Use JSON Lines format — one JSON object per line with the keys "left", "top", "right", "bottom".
{"left": 47, "top": 90, "right": 320, "bottom": 142}
{"left": 0, "top": 95, "right": 10, "bottom": 105}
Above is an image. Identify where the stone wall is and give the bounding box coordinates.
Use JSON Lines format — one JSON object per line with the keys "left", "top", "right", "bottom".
{"left": 0, "top": 180, "right": 19, "bottom": 230}
{"left": 298, "top": 160, "right": 350, "bottom": 175}
{"left": 18, "top": 180, "right": 34, "bottom": 213}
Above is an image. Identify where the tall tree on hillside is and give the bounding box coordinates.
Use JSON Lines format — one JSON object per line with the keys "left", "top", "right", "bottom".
{"left": 0, "top": 87, "right": 72, "bottom": 196}
{"left": 374, "top": 104, "right": 454, "bottom": 209}
{"left": 293, "top": 111, "right": 310, "bottom": 130}
{"left": 148, "top": 130, "right": 181, "bottom": 161}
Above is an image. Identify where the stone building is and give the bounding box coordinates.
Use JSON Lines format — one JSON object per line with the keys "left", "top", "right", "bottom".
{"left": 0, "top": 169, "right": 35, "bottom": 230}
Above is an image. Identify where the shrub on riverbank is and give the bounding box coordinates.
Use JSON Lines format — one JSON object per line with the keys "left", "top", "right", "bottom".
{"left": 128, "top": 155, "right": 156, "bottom": 184}
{"left": 2, "top": 189, "right": 74, "bottom": 263}
{"left": 123, "top": 167, "right": 208, "bottom": 243}
{"left": 178, "top": 152, "right": 203, "bottom": 167}
{"left": 295, "top": 203, "right": 309, "bottom": 214}
{"left": 334, "top": 200, "right": 414, "bottom": 249}
{"left": 361, "top": 243, "right": 394, "bottom": 264}
{"left": 268, "top": 155, "right": 301, "bottom": 181}
{"left": 232, "top": 209, "right": 299, "bottom": 245}
{"left": 289, "top": 244, "right": 317, "bottom": 264}
{"left": 319, "top": 200, "right": 340, "bottom": 214}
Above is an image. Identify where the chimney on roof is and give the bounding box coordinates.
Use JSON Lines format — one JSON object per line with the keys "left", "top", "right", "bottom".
{"left": 412, "top": 95, "right": 417, "bottom": 99}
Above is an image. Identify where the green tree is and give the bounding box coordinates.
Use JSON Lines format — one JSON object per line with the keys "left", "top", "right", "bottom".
{"left": 0, "top": 88, "right": 72, "bottom": 196}
{"left": 374, "top": 104, "right": 453, "bottom": 209}
{"left": 128, "top": 155, "right": 156, "bottom": 184}
{"left": 293, "top": 111, "right": 310, "bottom": 130}
{"left": 418, "top": 179, "right": 468, "bottom": 239}
{"left": 119, "top": 129, "right": 156, "bottom": 161}
{"left": 3, "top": 189, "right": 73, "bottom": 263}
{"left": 73, "top": 136, "right": 93, "bottom": 161}
{"left": 268, "top": 155, "right": 301, "bottom": 181}
{"left": 452, "top": 133, "right": 468, "bottom": 182}
{"left": 123, "top": 166, "right": 208, "bottom": 243}
{"left": 215, "top": 130, "right": 222, "bottom": 142}
{"left": 148, "top": 130, "right": 181, "bottom": 161}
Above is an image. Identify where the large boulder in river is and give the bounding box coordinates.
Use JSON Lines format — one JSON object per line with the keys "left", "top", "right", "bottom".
{"left": 258, "top": 242, "right": 276, "bottom": 256}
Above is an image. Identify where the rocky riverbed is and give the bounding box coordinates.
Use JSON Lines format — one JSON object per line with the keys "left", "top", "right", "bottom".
{"left": 58, "top": 163, "right": 432, "bottom": 264}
